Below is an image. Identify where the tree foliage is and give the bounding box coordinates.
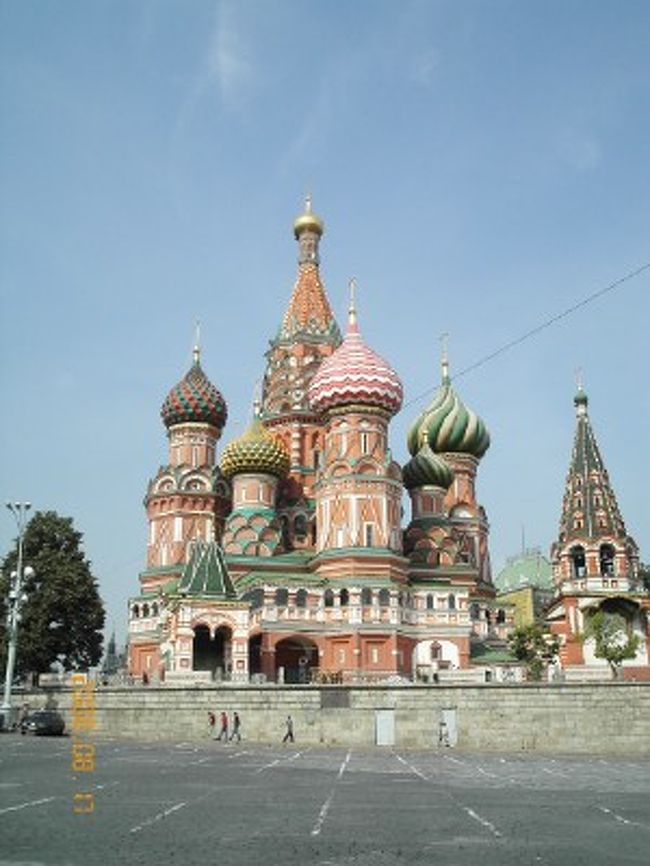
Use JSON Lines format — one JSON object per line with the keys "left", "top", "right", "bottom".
{"left": 0, "top": 511, "right": 105, "bottom": 676}
{"left": 582, "top": 610, "right": 640, "bottom": 679}
{"left": 639, "top": 562, "right": 650, "bottom": 592}
{"left": 507, "top": 624, "right": 560, "bottom": 681}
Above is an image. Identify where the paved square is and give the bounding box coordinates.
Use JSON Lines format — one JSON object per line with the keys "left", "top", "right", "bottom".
{"left": 1, "top": 736, "right": 648, "bottom": 865}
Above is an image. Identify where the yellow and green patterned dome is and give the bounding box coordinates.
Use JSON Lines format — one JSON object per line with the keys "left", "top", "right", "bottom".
{"left": 220, "top": 410, "right": 290, "bottom": 480}
{"left": 407, "top": 356, "right": 490, "bottom": 460}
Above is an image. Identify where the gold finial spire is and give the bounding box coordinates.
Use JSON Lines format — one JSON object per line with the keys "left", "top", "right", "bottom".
{"left": 193, "top": 320, "right": 201, "bottom": 364}
{"left": 293, "top": 193, "right": 324, "bottom": 239}
{"left": 575, "top": 366, "right": 583, "bottom": 391}
{"left": 440, "top": 332, "right": 450, "bottom": 383}
{"left": 252, "top": 381, "right": 263, "bottom": 418}
{"left": 348, "top": 277, "right": 358, "bottom": 327}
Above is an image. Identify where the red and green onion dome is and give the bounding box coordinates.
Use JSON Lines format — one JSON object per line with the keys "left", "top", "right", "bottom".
{"left": 407, "top": 363, "right": 489, "bottom": 459}
{"left": 220, "top": 413, "right": 290, "bottom": 480}
{"left": 402, "top": 442, "right": 454, "bottom": 491}
{"left": 308, "top": 307, "right": 403, "bottom": 416}
{"left": 161, "top": 354, "right": 227, "bottom": 431}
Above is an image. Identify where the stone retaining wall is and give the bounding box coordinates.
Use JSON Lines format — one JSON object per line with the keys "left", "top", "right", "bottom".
{"left": 33, "top": 682, "right": 650, "bottom": 754}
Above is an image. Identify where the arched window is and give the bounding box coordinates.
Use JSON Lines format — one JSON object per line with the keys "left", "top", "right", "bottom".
{"left": 571, "top": 545, "right": 586, "bottom": 578}
{"left": 430, "top": 642, "right": 441, "bottom": 661}
{"left": 361, "top": 587, "right": 373, "bottom": 606}
{"left": 151, "top": 602, "right": 159, "bottom": 617}
{"left": 340, "top": 588, "right": 349, "bottom": 606}
{"left": 470, "top": 603, "right": 480, "bottom": 621}
{"left": 324, "top": 589, "right": 334, "bottom": 608}
{"left": 296, "top": 588, "right": 307, "bottom": 608}
{"left": 600, "top": 543, "right": 616, "bottom": 576}
{"left": 378, "top": 588, "right": 390, "bottom": 607}
{"left": 132, "top": 604, "right": 140, "bottom": 619}
{"left": 448, "top": 594, "right": 456, "bottom": 611}
{"left": 275, "top": 587, "right": 288, "bottom": 607}
{"left": 294, "top": 515, "right": 307, "bottom": 539}
{"left": 426, "top": 594, "right": 434, "bottom": 610}
{"left": 142, "top": 603, "right": 150, "bottom": 618}
{"left": 496, "top": 609, "right": 506, "bottom": 624}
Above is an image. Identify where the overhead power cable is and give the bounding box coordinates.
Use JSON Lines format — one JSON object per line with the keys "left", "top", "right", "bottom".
{"left": 401, "top": 260, "right": 650, "bottom": 412}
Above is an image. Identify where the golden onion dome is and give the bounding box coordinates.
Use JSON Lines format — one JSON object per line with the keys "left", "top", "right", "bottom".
{"left": 220, "top": 411, "right": 290, "bottom": 480}
{"left": 293, "top": 194, "right": 324, "bottom": 238}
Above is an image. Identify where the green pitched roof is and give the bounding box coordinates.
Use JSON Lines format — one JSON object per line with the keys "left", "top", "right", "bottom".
{"left": 177, "top": 541, "right": 237, "bottom": 599}
{"left": 494, "top": 547, "right": 553, "bottom": 591}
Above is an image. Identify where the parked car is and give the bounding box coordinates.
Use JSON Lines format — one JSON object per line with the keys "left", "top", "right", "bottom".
{"left": 20, "top": 710, "right": 65, "bottom": 736}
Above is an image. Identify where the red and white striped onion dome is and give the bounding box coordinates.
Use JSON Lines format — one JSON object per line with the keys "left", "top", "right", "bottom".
{"left": 308, "top": 306, "right": 403, "bottom": 416}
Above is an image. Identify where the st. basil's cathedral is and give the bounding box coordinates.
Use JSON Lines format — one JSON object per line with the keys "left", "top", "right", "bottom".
{"left": 127, "top": 200, "right": 649, "bottom": 683}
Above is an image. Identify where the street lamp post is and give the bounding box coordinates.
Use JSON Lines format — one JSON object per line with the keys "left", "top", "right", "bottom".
{"left": 1, "top": 502, "right": 33, "bottom": 730}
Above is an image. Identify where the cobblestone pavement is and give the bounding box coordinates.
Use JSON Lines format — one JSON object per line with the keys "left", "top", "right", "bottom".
{"left": 1, "top": 736, "right": 649, "bottom": 865}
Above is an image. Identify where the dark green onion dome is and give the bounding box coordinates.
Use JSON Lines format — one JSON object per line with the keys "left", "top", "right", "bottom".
{"left": 161, "top": 349, "right": 228, "bottom": 431}
{"left": 407, "top": 359, "right": 490, "bottom": 459}
{"left": 402, "top": 442, "right": 454, "bottom": 491}
{"left": 574, "top": 384, "right": 588, "bottom": 409}
{"left": 220, "top": 410, "right": 290, "bottom": 480}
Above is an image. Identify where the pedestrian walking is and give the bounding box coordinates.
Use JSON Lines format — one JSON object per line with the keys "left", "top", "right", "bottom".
{"left": 216, "top": 710, "right": 229, "bottom": 742}
{"left": 208, "top": 710, "right": 216, "bottom": 739}
{"left": 282, "top": 714, "right": 294, "bottom": 744}
{"left": 229, "top": 711, "right": 241, "bottom": 742}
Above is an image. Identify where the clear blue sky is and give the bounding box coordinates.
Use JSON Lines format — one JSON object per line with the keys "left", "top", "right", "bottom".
{"left": 1, "top": 1, "right": 648, "bottom": 647}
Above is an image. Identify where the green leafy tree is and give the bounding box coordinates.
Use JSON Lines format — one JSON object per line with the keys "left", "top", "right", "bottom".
{"left": 507, "top": 624, "right": 560, "bottom": 681}
{"left": 639, "top": 562, "right": 650, "bottom": 592}
{"left": 582, "top": 610, "right": 640, "bottom": 679}
{"left": 0, "top": 511, "right": 105, "bottom": 676}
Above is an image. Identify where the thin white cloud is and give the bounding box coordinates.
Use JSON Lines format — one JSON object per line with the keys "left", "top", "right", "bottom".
{"left": 409, "top": 48, "right": 441, "bottom": 87}
{"left": 207, "top": 0, "right": 254, "bottom": 110}
{"left": 556, "top": 130, "right": 602, "bottom": 172}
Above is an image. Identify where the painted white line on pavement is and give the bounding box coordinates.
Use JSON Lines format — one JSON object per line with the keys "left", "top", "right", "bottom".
{"left": 395, "top": 753, "right": 428, "bottom": 781}
{"left": 255, "top": 750, "right": 303, "bottom": 773}
{"left": 462, "top": 806, "right": 502, "bottom": 839}
{"left": 476, "top": 766, "right": 499, "bottom": 779}
{"left": 597, "top": 806, "right": 646, "bottom": 828}
{"left": 338, "top": 750, "right": 351, "bottom": 779}
{"left": 255, "top": 758, "right": 280, "bottom": 774}
{"left": 228, "top": 750, "right": 250, "bottom": 759}
{"left": 311, "top": 790, "right": 335, "bottom": 837}
{"left": 444, "top": 755, "right": 465, "bottom": 766}
{"left": 0, "top": 796, "right": 56, "bottom": 816}
{"left": 130, "top": 801, "right": 187, "bottom": 834}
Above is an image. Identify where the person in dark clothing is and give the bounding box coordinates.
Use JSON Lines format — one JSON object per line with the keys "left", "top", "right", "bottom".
{"left": 208, "top": 710, "right": 216, "bottom": 738}
{"left": 282, "top": 714, "right": 294, "bottom": 744}
{"left": 229, "top": 711, "right": 241, "bottom": 742}
{"left": 216, "top": 710, "right": 229, "bottom": 741}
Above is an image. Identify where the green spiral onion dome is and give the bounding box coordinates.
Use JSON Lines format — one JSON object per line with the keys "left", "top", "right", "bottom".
{"left": 402, "top": 442, "right": 454, "bottom": 491}
{"left": 407, "top": 365, "right": 490, "bottom": 459}
{"left": 220, "top": 413, "right": 290, "bottom": 480}
{"left": 161, "top": 354, "right": 228, "bottom": 430}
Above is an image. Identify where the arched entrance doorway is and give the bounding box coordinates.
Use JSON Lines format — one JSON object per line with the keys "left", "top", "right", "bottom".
{"left": 274, "top": 636, "right": 319, "bottom": 684}
{"left": 192, "top": 623, "right": 233, "bottom": 680}
{"left": 248, "top": 633, "right": 263, "bottom": 677}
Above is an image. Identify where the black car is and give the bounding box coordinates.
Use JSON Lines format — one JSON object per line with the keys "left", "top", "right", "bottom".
{"left": 20, "top": 710, "right": 65, "bottom": 736}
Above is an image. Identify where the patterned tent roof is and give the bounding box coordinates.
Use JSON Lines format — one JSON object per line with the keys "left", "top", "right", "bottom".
{"left": 557, "top": 387, "right": 630, "bottom": 544}
{"left": 177, "top": 541, "right": 237, "bottom": 598}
